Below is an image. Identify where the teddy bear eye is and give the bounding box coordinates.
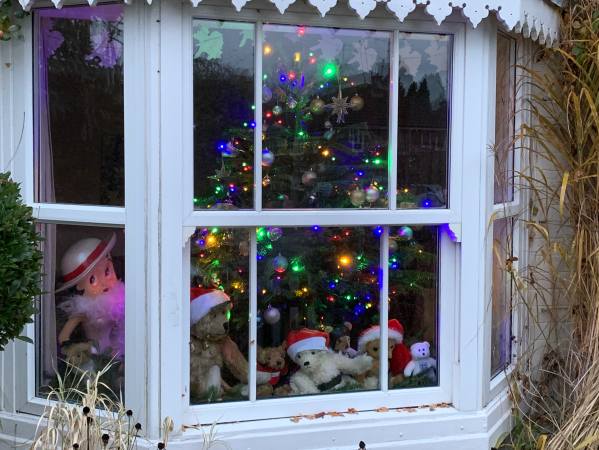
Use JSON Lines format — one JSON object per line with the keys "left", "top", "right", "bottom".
{"left": 373, "top": 347, "right": 378, "bottom": 351}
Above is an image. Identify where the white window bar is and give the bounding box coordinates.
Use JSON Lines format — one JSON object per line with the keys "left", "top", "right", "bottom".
{"left": 249, "top": 228, "right": 258, "bottom": 401}
{"left": 379, "top": 226, "right": 390, "bottom": 392}
{"left": 388, "top": 31, "right": 400, "bottom": 211}
{"left": 253, "top": 21, "right": 263, "bottom": 212}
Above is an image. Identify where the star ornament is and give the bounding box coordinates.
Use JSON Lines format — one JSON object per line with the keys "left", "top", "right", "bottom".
{"left": 327, "top": 92, "right": 351, "bottom": 124}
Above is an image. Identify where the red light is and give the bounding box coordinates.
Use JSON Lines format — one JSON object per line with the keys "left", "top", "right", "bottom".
{"left": 288, "top": 71, "right": 296, "bottom": 80}
{"left": 309, "top": 57, "right": 317, "bottom": 64}
{"left": 297, "top": 26, "right": 306, "bottom": 36}
{"left": 266, "top": 111, "right": 272, "bottom": 118}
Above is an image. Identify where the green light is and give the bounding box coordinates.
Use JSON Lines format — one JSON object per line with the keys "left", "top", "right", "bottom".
{"left": 297, "top": 130, "right": 306, "bottom": 138}
{"left": 193, "top": 198, "right": 199, "bottom": 203}
{"left": 319, "top": 84, "right": 325, "bottom": 89}
{"left": 243, "top": 122, "right": 248, "bottom": 127}
{"left": 291, "top": 258, "right": 305, "bottom": 273}
{"left": 251, "top": 105, "right": 256, "bottom": 110}
{"left": 257, "top": 227, "right": 267, "bottom": 241}
{"left": 263, "top": 74, "right": 268, "bottom": 80}
{"left": 266, "top": 243, "right": 273, "bottom": 250}
{"left": 364, "top": 158, "right": 370, "bottom": 163}
{"left": 322, "top": 62, "right": 337, "bottom": 79}
{"left": 226, "top": 310, "right": 231, "bottom": 321}
{"left": 373, "top": 158, "right": 382, "bottom": 165}
{"left": 213, "top": 259, "right": 220, "bottom": 266}
{"left": 345, "top": 294, "right": 352, "bottom": 300}
{"left": 331, "top": 157, "right": 336, "bottom": 161}
{"left": 211, "top": 227, "right": 219, "bottom": 233}
{"left": 215, "top": 186, "right": 223, "bottom": 193}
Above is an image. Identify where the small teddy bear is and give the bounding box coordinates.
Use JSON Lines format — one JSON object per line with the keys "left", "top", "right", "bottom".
{"left": 330, "top": 322, "right": 358, "bottom": 358}
{"left": 286, "top": 328, "right": 372, "bottom": 395}
{"left": 404, "top": 341, "right": 437, "bottom": 382}
{"left": 356, "top": 320, "right": 406, "bottom": 389}
{"left": 256, "top": 343, "right": 289, "bottom": 397}
{"left": 62, "top": 341, "right": 97, "bottom": 375}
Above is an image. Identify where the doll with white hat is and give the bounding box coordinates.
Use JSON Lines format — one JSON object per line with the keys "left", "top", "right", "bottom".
{"left": 56, "top": 232, "right": 125, "bottom": 361}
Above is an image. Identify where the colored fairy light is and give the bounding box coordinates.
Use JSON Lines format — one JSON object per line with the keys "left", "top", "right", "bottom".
{"left": 294, "top": 52, "right": 301, "bottom": 62}
{"left": 311, "top": 225, "right": 320, "bottom": 232}
{"left": 338, "top": 255, "right": 352, "bottom": 267}
{"left": 211, "top": 227, "right": 219, "bottom": 233}
{"left": 249, "top": 121, "right": 256, "bottom": 128}
{"left": 422, "top": 199, "right": 433, "bottom": 208}
{"left": 226, "top": 310, "right": 231, "bottom": 321}
{"left": 291, "top": 259, "right": 305, "bottom": 273}
{"left": 263, "top": 74, "right": 268, "bottom": 80}
{"left": 373, "top": 158, "right": 382, "bottom": 165}
{"left": 243, "top": 122, "right": 248, "bottom": 127}
{"left": 193, "top": 198, "right": 199, "bottom": 203}
{"left": 297, "top": 26, "right": 305, "bottom": 36}
{"left": 279, "top": 74, "right": 287, "bottom": 83}
{"left": 257, "top": 227, "right": 267, "bottom": 241}
{"left": 297, "top": 130, "right": 306, "bottom": 138}
{"left": 329, "top": 282, "right": 336, "bottom": 289}
{"left": 321, "top": 149, "right": 330, "bottom": 157}
{"left": 327, "top": 295, "right": 335, "bottom": 303}
{"left": 251, "top": 105, "right": 256, "bottom": 110}
{"left": 373, "top": 226, "right": 384, "bottom": 236}
{"left": 264, "top": 44, "right": 272, "bottom": 55}
{"left": 265, "top": 111, "right": 272, "bottom": 118}
{"left": 356, "top": 170, "right": 364, "bottom": 177}
{"left": 309, "top": 56, "right": 317, "bottom": 64}
{"left": 288, "top": 71, "right": 296, "bottom": 80}
{"left": 322, "top": 63, "right": 337, "bottom": 79}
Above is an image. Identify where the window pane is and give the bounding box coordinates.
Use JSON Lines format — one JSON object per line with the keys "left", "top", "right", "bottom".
{"left": 397, "top": 34, "right": 451, "bottom": 209}
{"left": 389, "top": 226, "right": 439, "bottom": 388}
{"left": 257, "top": 227, "right": 380, "bottom": 397}
{"left": 494, "top": 34, "right": 516, "bottom": 204}
{"left": 193, "top": 20, "right": 255, "bottom": 210}
{"left": 491, "top": 217, "right": 513, "bottom": 376}
{"left": 34, "top": 5, "right": 124, "bottom": 206}
{"left": 189, "top": 228, "right": 250, "bottom": 404}
{"left": 262, "top": 26, "right": 390, "bottom": 209}
{"left": 36, "top": 224, "right": 125, "bottom": 399}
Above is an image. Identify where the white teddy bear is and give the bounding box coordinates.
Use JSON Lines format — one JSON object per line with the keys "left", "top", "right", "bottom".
{"left": 286, "top": 328, "right": 372, "bottom": 395}
{"left": 404, "top": 341, "right": 437, "bottom": 382}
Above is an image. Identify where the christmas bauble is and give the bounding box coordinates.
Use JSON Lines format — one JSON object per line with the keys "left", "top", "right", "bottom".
{"left": 350, "top": 94, "right": 365, "bottom": 111}
{"left": 324, "top": 129, "right": 334, "bottom": 140}
{"left": 324, "top": 120, "right": 333, "bottom": 129}
{"left": 263, "top": 85, "right": 273, "bottom": 103}
{"left": 267, "top": 227, "right": 283, "bottom": 241}
{"left": 264, "top": 306, "right": 281, "bottom": 325}
{"left": 273, "top": 254, "right": 288, "bottom": 273}
{"left": 310, "top": 97, "right": 326, "bottom": 114}
{"left": 272, "top": 105, "right": 283, "bottom": 116}
{"left": 365, "top": 185, "right": 380, "bottom": 203}
{"left": 301, "top": 170, "right": 317, "bottom": 186}
{"left": 262, "top": 149, "right": 275, "bottom": 167}
{"left": 389, "top": 239, "right": 398, "bottom": 251}
{"left": 287, "top": 97, "right": 298, "bottom": 109}
{"left": 350, "top": 188, "right": 366, "bottom": 207}
{"left": 397, "top": 226, "right": 414, "bottom": 240}
{"left": 262, "top": 175, "right": 271, "bottom": 187}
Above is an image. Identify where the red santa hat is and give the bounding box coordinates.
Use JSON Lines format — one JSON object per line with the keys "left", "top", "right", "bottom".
{"left": 190, "top": 287, "right": 231, "bottom": 326}
{"left": 357, "top": 319, "right": 404, "bottom": 353}
{"left": 286, "top": 328, "right": 330, "bottom": 360}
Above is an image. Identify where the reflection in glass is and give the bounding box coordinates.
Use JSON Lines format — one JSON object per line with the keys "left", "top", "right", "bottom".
{"left": 389, "top": 226, "right": 438, "bottom": 388}
{"left": 36, "top": 224, "right": 125, "bottom": 399}
{"left": 494, "top": 34, "right": 516, "bottom": 204}
{"left": 193, "top": 20, "right": 255, "bottom": 210}
{"left": 34, "top": 5, "right": 124, "bottom": 206}
{"left": 397, "top": 34, "right": 451, "bottom": 209}
{"left": 257, "top": 227, "right": 380, "bottom": 396}
{"left": 262, "top": 25, "right": 390, "bottom": 209}
{"left": 491, "top": 218, "right": 513, "bottom": 376}
{"left": 189, "top": 228, "right": 250, "bottom": 403}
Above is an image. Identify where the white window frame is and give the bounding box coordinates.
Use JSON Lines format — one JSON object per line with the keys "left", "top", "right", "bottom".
{"left": 484, "top": 30, "right": 532, "bottom": 402}
{"left": 0, "top": 0, "right": 508, "bottom": 436}
{"left": 159, "top": 1, "right": 467, "bottom": 427}
{"left": 5, "top": 1, "right": 157, "bottom": 429}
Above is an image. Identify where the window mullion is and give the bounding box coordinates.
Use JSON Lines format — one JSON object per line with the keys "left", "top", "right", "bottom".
{"left": 388, "top": 31, "right": 400, "bottom": 211}
{"left": 380, "top": 226, "right": 390, "bottom": 391}
{"left": 249, "top": 228, "right": 258, "bottom": 401}
{"left": 254, "top": 22, "right": 263, "bottom": 212}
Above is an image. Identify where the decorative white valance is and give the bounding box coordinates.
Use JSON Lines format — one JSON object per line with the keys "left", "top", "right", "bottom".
{"left": 18, "top": 0, "right": 561, "bottom": 46}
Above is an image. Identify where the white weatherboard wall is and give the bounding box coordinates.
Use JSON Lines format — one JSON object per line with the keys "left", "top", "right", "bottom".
{"left": 0, "top": 0, "right": 561, "bottom": 448}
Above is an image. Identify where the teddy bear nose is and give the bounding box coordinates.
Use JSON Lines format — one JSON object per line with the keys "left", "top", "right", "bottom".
{"left": 303, "top": 361, "right": 310, "bottom": 367}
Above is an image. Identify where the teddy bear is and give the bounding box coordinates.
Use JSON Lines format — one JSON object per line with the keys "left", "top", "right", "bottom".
{"left": 62, "top": 341, "right": 97, "bottom": 375}
{"left": 189, "top": 288, "right": 249, "bottom": 401}
{"left": 256, "top": 343, "right": 290, "bottom": 397}
{"left": 404, "top": 341, "right": 437, "bottom": 382}
{"left": 329, "top": 322, "right": 358, "bottom": 358}
{"left": 286, "top": 328, "right": 372, "bottom": 395}
{"left": 389, "top": 320, "right": 412, "bottom": 380}
{"left": 356, "top": 319, "right": 406, "bottom": 389}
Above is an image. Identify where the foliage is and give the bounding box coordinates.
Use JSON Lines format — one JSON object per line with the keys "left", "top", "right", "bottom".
{"left": 30, "top": 363, "right": 174, "bottom": 450}
{"left": 0, "top": 0, "right": 28, "bottom": 41}
{"left": 0, "top": 172, "right": 43, "bottom": 351}
{"left": 500, "top": 0, "right": 599, "bottom": 448}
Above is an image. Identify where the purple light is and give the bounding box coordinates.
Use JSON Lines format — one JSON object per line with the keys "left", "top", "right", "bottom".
{"left": 356, "top": 170, "right": 364, "bottom": 177}
{"left": 311, "top": 225, "right": 321, "bottom": 232}
{"left": 391, "top": 262, "right": 399, "bottom": 270}
{"left": 329, "top": 282, "right": 336, "bottom": 289}
{"left": 373, "top": 226, "right": 383, "bottom": 236}
{"left": 279, "top": 74, "right": 287, "bottom": 83}
{"left": 422, "top": 198, "right": 432, "bottom": 208}
{"left": 257, "top": 255, "right": 264, "bottom": 260}
{"left": 249, "top": 121, "right": 256, "bottom": 128}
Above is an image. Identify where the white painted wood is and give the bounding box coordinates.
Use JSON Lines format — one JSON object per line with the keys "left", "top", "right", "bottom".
{"left": 388, "top": 30, "right": 399, "bottom": 211}
{"left": 254, "top": 22, "right": 263, "bottom": 212}
{"left": 380, "top": 227, "right": 389, "bottom": 391}
{"left": 249, "top": 230, "right": 258, "bottom": 401}
{"left": 31, "top": 204, "right": 126, "bottom": 225}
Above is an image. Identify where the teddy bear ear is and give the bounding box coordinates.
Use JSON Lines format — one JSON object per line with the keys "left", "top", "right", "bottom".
{"left": 424, "top": 342, "right": 430, "bottom": 349}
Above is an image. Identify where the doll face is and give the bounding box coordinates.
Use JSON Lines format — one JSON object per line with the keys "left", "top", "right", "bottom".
{"left": 76, "top": 256, "right": 118, "bottom": 297}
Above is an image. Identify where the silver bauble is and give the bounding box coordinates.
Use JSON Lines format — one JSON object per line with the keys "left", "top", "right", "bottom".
{"left": 263, "top": 306, "right": 281, "bottom": 325}
{"left": 365, "top": 185, "right": 380, "bottom": 203}
{"left": 350, "top": 188, "right": 366, "bottom": 207}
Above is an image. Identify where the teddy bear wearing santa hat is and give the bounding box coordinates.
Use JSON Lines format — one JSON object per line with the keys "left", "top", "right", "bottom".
{"left": 286, "top": 328, "right": 372, "bottom": 395}
{"left": 189, "top": 287, "right": 248, "bottom": 401}
{"left": 356, "top": 319, "right": 407, "bottom": 389}
{"left": 56, "top": 233, "right": 125, "bottom": 363}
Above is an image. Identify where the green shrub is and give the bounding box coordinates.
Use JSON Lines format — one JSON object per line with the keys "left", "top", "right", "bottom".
{"left": 0, "top": 172, "right": 42, "bottom": 350}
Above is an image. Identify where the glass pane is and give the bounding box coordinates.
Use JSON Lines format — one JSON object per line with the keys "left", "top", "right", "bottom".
{"left": 491, "top": 218, "right": 513, "bottom": 376}
{"left": 257, "top": 226, "right": 380, "bottom": 397}
{"left": 397, "top": 34, "right": 451, "bottom": 209}
{"left": 262, "top": 25, "right": 391, "bottom": 209}
{"left": 189, "top": 228, "right": 250, "bottom": 404}
{"left": 389, "top": 226, "right": 439, "bottom": 388}
{"left": 193, "top": 20, "right": 255, "bottom": 210}
{"left": 36, "top": 224, "right": 125, "bottom": 399}
{"left": 34, "top": 5, "right": 124, "bottom": 206}
{"left": 494, "top": 34, "right": 516, "bottom": 204}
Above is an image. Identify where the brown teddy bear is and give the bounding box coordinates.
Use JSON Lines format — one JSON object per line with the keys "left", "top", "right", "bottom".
{"left": 356, "top": 320, "right": 406, "bottom": 389}
{"left": 257, "top": 343, "right": 290, "bottom": 397}
{"left": 189, "top": 288, "right": 248, "bottom": 401}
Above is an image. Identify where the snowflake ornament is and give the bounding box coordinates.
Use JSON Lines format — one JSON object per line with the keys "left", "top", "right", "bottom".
{"left": 348, "top": 40, "right": 378, "bottom": 72}
{"left": 327, "top": 91, "right": 352, "bottom": 124}
{"left": 193, "top": 26, "right": 224, "bottom": 60}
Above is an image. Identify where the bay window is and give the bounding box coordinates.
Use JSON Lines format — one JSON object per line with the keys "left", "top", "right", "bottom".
{"left": 0, "top": 0, "right": 557, "bottom": 447}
